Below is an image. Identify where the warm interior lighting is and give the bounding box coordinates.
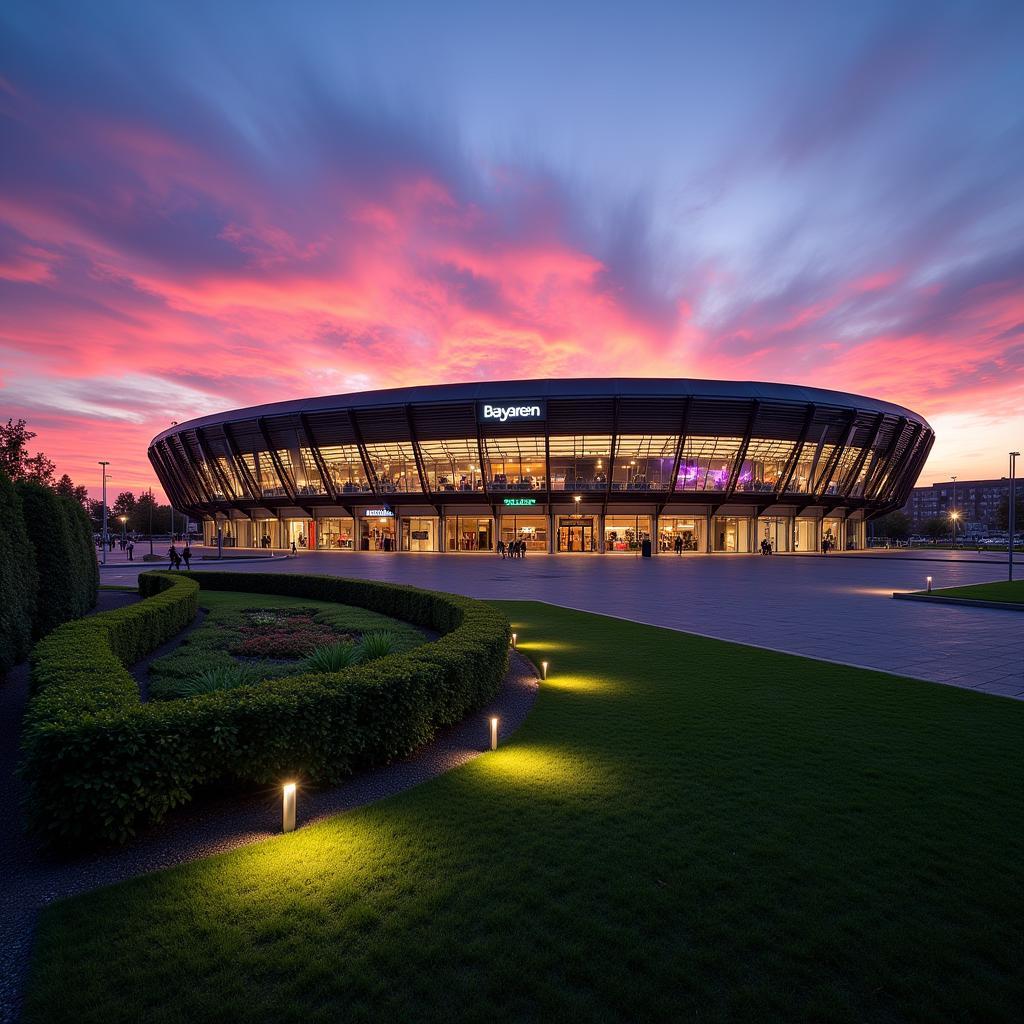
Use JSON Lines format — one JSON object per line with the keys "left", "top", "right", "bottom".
{"left": 282, "top": 781, "right": 297, "bottom": 833}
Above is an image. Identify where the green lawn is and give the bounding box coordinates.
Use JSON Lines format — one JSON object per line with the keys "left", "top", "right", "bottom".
{"left": 922, "top": 579, "right": 1024, "bottom": 604}
{"left": 24, "top": 602, "right": 1024, "bottom": 1024}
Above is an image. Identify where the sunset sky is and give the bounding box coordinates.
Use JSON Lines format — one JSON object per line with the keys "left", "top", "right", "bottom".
{"left": 2, "top": 0, "right": 1022, "bottom": 499}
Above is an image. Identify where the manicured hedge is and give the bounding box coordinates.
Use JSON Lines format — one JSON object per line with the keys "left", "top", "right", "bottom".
{"left": 21, "top": 571, "right": 510, "bottom": 847}
{"left": 0, "top": 469, "right": 38, "bottom": 672}
{"left": 15, "top": 480, "right": 98, "bottom": 638}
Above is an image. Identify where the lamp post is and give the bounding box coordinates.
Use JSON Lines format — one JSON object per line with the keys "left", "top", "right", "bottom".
{"left": 950, "top": 475, "right": 957, "bottom": 548}
{"left": 1010, "top": 451, "right": 1019, "bottom": 582}
{"left": 98, "top": 461, "right": 109, "bottom": 565}
{"left": 148, "top": 487, "right": 155, "bottom": 557}
{"left": 119, "top": 515, "right": 127, "bottom": 545}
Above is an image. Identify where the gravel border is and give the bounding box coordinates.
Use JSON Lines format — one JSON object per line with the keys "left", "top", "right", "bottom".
{"left": 0, "top": 598, "right": 538, "bottom": 1024}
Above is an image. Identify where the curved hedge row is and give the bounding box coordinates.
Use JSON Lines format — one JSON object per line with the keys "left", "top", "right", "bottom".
{"left": 21, "top": 571, "right": 510, "bottom": 847}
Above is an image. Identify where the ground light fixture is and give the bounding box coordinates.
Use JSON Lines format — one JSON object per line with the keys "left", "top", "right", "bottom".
{"left": 282, "top": 782, "right": 297, "bottom": 833}
{"left": 541, "top": 660, "right": 549, "bottom": 680}
{"left": 489, "top": 716, "right": 499, "bottom": 751}
{"left": 511, "top": 632, "right": 517, "bottom": 649}
{"left": 926, "top": 576, "right": 933, "bottom": 592}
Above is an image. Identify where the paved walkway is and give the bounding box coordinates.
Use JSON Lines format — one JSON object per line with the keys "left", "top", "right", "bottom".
{"left": 103, "top": 549, "right": 1024, "bottom": 698}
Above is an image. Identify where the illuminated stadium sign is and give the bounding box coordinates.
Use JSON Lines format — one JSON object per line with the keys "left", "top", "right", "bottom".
{"left": 478, "top": 401, "right": 546, "bottom": 423}
{"left": 503, "top": 498, "right": 538, "bottom": 506}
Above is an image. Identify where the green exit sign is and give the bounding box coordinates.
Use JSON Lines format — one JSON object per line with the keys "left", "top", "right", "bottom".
{"left": 502, "top": 497, "right": 537, "bottom": 506}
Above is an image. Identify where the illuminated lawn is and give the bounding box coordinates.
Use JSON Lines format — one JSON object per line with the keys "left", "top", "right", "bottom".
{"left": 24, "top": 603, "right": 1024, "bottom": 1023}
{"left": 922, "top": 579, "right": 1024, "bottom": 604}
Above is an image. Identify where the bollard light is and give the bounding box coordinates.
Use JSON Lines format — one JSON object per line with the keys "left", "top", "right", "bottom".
{"left": 282, "top": 782, "right": 297, "bottom": 833}
{"left": 511, "top": 632, "right": 517, "bottom": 649}
{"left": 489, "top": 716, "right": 499, "bottom": 750}
{"left": 541, "top": 660, "right": 549, "bottom": 680}
{"left": 926, "top": 576, "right": 933, "bottom": 593}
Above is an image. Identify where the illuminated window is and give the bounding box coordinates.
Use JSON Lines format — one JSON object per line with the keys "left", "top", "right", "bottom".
{"left": 548, "top": 435, "right": 612, "bottom": 491}
{"left": 361, "top": 442, "right": 422, "bottom": 493}
{"left": 736, "top": 439, "right": 797, "bottom": 493}
{"left": 319, "top": 445, "right": 371, "bottom": 493}
{"left": 416, "top": 439, "right": 483, "bottom": 492}
{"left": 611, "top": 436, "right": 677, "bottom": 491}
{"left": 484, "top": 436, "right": 546, "bottom": 491}
{"left": 676, "top": 437, "right": 742, "bottom": 491}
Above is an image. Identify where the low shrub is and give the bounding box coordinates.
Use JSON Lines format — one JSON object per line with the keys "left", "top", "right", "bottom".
{"left": 21, "top": 571, "right": 509, "bottom": 847}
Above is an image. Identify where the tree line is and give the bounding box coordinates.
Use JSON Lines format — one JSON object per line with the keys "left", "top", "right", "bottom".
{"left": 1, "top": 418, "right": 178, "bottom": 535}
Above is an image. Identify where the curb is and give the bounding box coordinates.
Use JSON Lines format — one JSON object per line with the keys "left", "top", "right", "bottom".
{"left": 892, "top": 592, "right": 1024, "bottom": 612}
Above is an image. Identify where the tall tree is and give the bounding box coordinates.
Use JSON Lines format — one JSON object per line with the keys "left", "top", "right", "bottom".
{"left": 0, "top": 418, "right": 55, "bottom": 485}
{"left": 874, "top": 511, "right": 910, "bottom": 541}
{"left": 54, "top": 473, "right": 90, "bottom": 508}
{"left": 112, "top": 490, "right": 137, "bottom": 529}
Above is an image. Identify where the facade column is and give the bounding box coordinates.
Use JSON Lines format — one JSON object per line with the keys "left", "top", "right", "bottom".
{"left": 597, "top": 513, "right": 606, "bottom": 552}
{"left": 439, "top": 514, "right": 446, "bottom": 553}
{"left": 548, "top": 511, "right": 556, "bottom": 553}
{"left": 705, "top": 512, "right": 713, "bottom": 553}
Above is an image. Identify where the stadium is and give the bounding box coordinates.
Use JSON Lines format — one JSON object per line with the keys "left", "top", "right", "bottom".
{"left": 148, "top": 378, "right": 933, "bottom": 555}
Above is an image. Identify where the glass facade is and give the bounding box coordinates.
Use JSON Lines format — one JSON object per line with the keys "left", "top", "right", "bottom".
{"left": 163, "top": 386, "right": 930, "bottom": 566}
{"left": 500, "top": 515, "right": 548, "bottom": 552}
{"left": 713, "top": 516, "right": 751, "bottom": 552}
{"left": 417, "top": 439, "right": 483, "bottom": 493}
{"left": 483, "top": 436, "right": 545, "bottom": 492}
{"left": 557, "top": 515, "right": 597, "bottom": 551}
{"left": 445, "top": 516, "right": 493, "bottom": 551}
{"left": 362, "top": 442, "right": 421, "bottom": 493}
{"left": 549, "top": 436, "right": 612, "bottom": 492}
{"left": 360, "top": 515, "right": 397, "bottom": 551}
{"left": 604, "top": 515, "right": 651, "bottom": 552}
{"left": 319, "top": 444, "right": 371, "bottom": 494}
{"left": 677, "top": 436, "right": 743, "bottom": 491}
{"left": 794, "top": 517, "right": 818, "bottom": 552}
{"left": 658, "top": 516, "right": 704, "bottom": 552}
{"left": 318, "top": 517, "right": 355, "bottom": 550}
{"left": 611, "top": 436, "right": 676, "bottom": 491}
{"left": 402, "top": 516, "right": 437, "bottom": 551}
{"left": 758, "top": 516, "right": 791, "bottom": 553}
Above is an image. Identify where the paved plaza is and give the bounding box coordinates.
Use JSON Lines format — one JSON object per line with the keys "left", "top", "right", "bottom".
{"left": 101, "top": 549, "right": 1024, "bottom": 699}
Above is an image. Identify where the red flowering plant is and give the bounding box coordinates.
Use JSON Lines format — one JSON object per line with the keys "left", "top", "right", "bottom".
{"left": 229, "top": 609, "right": 352, "bottom": 659}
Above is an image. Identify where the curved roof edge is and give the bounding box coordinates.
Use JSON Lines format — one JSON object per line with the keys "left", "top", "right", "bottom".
{"left": 151, "top": 377, "right": 931, "bottom": 446}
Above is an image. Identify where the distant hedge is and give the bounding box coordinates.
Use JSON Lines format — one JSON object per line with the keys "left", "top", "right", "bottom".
{"left": 15, "top": 480, "right": 98, "bottom": 639}
{"left": 0, "top": 470, "right": 38, "bottom": 672}
{"left": 22, "top": 571, "right": 510, "bottom": 847}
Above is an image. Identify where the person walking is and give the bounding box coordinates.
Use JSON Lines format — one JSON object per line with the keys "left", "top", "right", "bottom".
{"left": 168, "top": 543, "right": 179, "bottom": 570}
{"left": 497, "top": 538, "right": 506, "bottom": 559}
{"left": 291, "top": 540, "right": 298, "bottom": 555}
{"left": 127, "top": 540, "right": 134, "bottom": 561}
{"left": 182, "top": 545, "right": 192, "bottom": 570}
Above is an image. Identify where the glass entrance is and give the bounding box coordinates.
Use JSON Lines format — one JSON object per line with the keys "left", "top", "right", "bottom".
{"left": 557, "top": 517, "right": 596, "bottom": 552}
{"left": 360, "top": 517, "right": 397, "bottom": 551}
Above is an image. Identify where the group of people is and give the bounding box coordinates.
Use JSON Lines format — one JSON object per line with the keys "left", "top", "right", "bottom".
{"left": 497, "top": 538, "right": 529, "bottom": 559}
{"left": 759, "top": 538, "right": 775, "bottom": 555}
{"left": 167, "top": 543, "right": 192, "bottom": 570}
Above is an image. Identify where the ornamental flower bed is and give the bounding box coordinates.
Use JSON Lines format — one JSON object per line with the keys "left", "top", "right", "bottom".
{"left": 228, "top": 609, "right": 348, "bottom": 659}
